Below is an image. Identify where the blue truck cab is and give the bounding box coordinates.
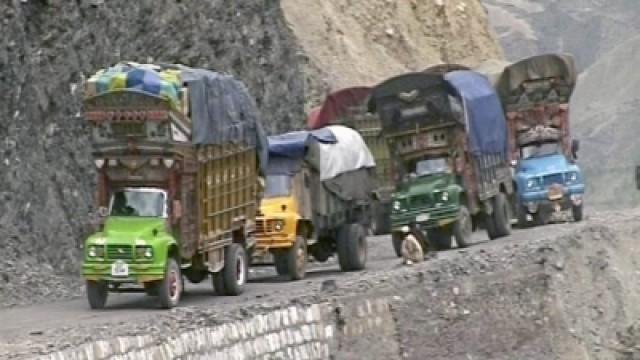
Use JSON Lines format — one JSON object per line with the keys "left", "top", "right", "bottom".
{"left": 513, "top": 142, "right": 585, "bottom": 225}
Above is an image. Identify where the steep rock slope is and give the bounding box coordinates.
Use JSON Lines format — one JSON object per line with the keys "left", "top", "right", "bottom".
{"left": 483, "top": 0, "right": 640, "bottom": 70}
{"left": 0, "top": 0, "right": 502, "bottom": 306}
{"left": 571, "top": 34, "right": 640, "bottom": 209}
{"left": 283, "top": 0, "right": 503, "bottom": 108}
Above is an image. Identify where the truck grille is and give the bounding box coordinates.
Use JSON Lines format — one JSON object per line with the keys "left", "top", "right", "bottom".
{"left": 543, "top": 173, "right": 564, "bottom": 187}
{"left": 107, "top": 245, "right": 133, "bottom": 260}
{"left": 255, "top": 219, "right": 274, "bottom": 234}
{"left": 409, "top": 194, "right": 432, "bottom": 208}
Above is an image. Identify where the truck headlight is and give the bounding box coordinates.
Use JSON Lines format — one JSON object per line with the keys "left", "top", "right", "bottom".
{"left": 526, "top": 179, "right": 537, "bottom": 189}
{"left": 274, "top": 220, "right": 285, "bottom": 231}
{"left": 87, "top": 245, "right": 105, "bottom": 258}
{"left": 567, "top": 172, "right": 578, "bottom": 183}
{"left": 393, "top": 201, "right": 401, "bottom": 211}
{"left": 441, "top": 192, "right": 449, "bottom": 202}
{"left": 136, "top": 246, "right": 154, "bottom": 259}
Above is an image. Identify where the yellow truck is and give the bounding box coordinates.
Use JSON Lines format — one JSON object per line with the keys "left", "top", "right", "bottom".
{"left": 253, "top": 126, "right": 377, "bottom": 280}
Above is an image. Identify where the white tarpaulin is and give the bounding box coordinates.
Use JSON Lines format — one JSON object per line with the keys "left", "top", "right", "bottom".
{"left": 316, "top": 125, "right": 376, "bottom": 181}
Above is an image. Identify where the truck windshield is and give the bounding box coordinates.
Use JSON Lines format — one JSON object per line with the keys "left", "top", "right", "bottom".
{"left": 521, "top": 142, "right": 561, "bottom": 159}
{"left": 415, "top": 158, "right": 450, "bottom": 176}
{"left": 264, "top": 175, "right": 292, "bottom": 198}
{"left": 109, "top": 189, "right": 166, "bottom": 218}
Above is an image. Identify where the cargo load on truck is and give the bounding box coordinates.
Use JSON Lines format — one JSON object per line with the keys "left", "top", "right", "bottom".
{"left": 492, "top": 54, "right": 584, "bottom": 227}
{"left": 368, "top": 69, "right": 513, "bottom": 258}
{"left": 308, "top": 87, "right": 393, "bottom": 235}
{"left": 254, "top": 125, "right": 375, "bottom": 277}
{"left": 81, "top": 62, "right": 267, "bottom": 309}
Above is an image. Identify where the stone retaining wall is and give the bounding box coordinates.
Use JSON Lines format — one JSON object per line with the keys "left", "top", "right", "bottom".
{"left": 38, "top": 298, "right": 397, "bottom": 360}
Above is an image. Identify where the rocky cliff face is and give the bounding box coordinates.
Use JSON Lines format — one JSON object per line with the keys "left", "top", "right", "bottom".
{"left": 483, "top": 0, "right": 640, "bottom": 70}
{"left": 570, "top": 35, "right": 640, "bottom": 210}
{"left": 0, "top": 0, "right": 502, "bottom": 306}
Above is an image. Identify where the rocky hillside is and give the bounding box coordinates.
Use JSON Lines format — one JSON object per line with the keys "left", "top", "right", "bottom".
{"left": 0, "top": 0, "right": 502, "bottom": 306}
{"left": 483, "top": 0, "right": 640, "bottom": 70}
{"left": 571, "top": 34, "right": 640, "bottom": 210}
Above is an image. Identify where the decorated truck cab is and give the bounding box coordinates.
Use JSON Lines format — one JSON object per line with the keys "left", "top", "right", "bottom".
{"left": 368, "top": 69, "right": 513, "bottom": 257}
{"left": 81, "top": 62, "right": 267, "bottom": 309}
{"left": 492, "top": 54, "right": 585, "bottom": 225}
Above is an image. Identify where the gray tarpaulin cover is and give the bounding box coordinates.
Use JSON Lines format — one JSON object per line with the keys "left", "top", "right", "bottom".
{"left": 315, "top": 125, "right": 376, "bottom": 181}
{"left": 495, "top": 54, "right": 577, "bottom": 101}
{"left": 178, "top": 66, "right": 268, "bottom": 173}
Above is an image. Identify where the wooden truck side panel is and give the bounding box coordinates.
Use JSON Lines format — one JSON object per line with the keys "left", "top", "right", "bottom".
{"left": 196, "top": 144, "right": 259, "bottom": 271}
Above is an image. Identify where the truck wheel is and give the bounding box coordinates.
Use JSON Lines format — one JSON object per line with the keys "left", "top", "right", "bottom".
{"left": 392, "top": 232, "right": 403, "bottom": 258}
{"left": 86, "top": 280, "right": 108, "bottom": 309}
{"left": 287, "top": 236, "right": 307, "bottom": 280}
{"left": 572, "top": 203, "right": 584, "bottom": 222}
{"left": 491, "top": 192, "right": 512, "bottom": 238}
{"left": 274, "top": 252, "right": 289, "bottom": 276}
{"left": 212, "top": 271, "right": 225, "bottom": 296}
{"left": 453, "top": 205, "right": 472, "bottom": 248}
{"left": 221, "top": 243, "right": 248, "bottom": 296}
{"left": 337, "top": 223, "right": 368, "bottom": 272}
{"left": 516, "top": 206, "right": 529, "bottom": 228}
{"left": 428, "top": 229, "right": 452, "bottom": 250}
{"left": 158, "top": 258, "right": 182, "bottom": 309}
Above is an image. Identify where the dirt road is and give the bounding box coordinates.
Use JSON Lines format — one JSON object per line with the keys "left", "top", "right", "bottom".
{"left": 0, "top": 220, "right": 586, "bottom": 359}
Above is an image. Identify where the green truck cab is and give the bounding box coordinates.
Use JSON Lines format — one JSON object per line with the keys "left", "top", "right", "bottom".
{"left": 81, "top": 63, "right": 267, "bottom": 309}
{"left": 368, "top": 69, "right": 514, "bottom": 257}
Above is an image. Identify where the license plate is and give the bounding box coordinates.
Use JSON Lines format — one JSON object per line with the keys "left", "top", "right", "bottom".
{"left": 111, "top": 261, "right": 129, "bottom": 277}
{"left": 416, "top": 213, "right": 430, "bottom": 222}
{"left": 548, "top": 188, "right": 563, "bottom": 201}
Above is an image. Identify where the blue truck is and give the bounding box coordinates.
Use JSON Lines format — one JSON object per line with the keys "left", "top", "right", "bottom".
{"left": 491, "top": 54, "right": 585, "bottom": 226}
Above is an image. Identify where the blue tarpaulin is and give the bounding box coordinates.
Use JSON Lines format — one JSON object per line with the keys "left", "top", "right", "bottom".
{"left": 444, "top": 70, "right": 508, "bottom": 156}
{"left": 267, "top": 128, "right": 336, "bottom": 159}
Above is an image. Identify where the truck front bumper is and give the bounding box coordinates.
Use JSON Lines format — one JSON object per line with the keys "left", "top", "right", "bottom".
{"left": 254, "top": 233, "right": 296, "bottom": 255}
{"left": 391, "top": 204, "right": 459, "bottom": 231}
{"left": 82, "top": 262, "right": 165, "bottom": 283}
{"left": 520, "top": 184, "right": 585, "bottom": 213}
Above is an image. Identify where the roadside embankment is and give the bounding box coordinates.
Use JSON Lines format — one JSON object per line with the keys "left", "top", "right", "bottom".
{"left": 28, "top": 211, "right": 640, "bottom": 359}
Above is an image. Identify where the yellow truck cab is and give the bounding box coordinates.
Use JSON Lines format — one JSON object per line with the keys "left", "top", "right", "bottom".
{"left": 254, "top": 127, "right": 376, "bottom": 280}
{"left": 254, "top": 166, "right": 313, "bottom": 280}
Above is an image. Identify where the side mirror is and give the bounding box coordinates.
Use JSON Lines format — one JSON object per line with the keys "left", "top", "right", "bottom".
{"left": 97, "top": 206, "right": 109, "bottom": 217}
{"left": 370, "top": 191, "right": 380, "bottom": 201}
{"left": 636, "top": 166, "right": 640, "bottom": 190}
{"left": 571, "top": 139, "right": 580, "bottom": 159}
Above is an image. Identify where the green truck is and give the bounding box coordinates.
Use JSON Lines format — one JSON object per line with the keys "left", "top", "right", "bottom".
{"left": 81, "top": 63, "right": 267, "bottom": 309}
{"left": 368, "top": 69, "right": 514, "bottom": 256}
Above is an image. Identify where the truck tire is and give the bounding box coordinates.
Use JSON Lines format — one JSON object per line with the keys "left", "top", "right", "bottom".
{"left": 221, "top": 243, "right": 248, "bottom": 296}
{"left": 453, "top": 205, "right": 472, "bottom": 248}
{"left": 287, "top": 236, "right": 307, "bottom": 280}
{"left": 484, "top": 213, "right": 498, "bottom": 240}
{"left": 491, "top": 192, "right": 512, "bottom": 238}
{"left": 572, "top": 203, "right": 584, "bottom": 222}
{"left": 392, "top": 232, "right": 403, "bottom": 258}
{"left": 428, "top": 229, "right": 452, "bottom": 250}
{"left": 86, "top": 280, "right": 108, "bottom": 310}
{"left": 158, "top": 258, "right": 182, "bottom": 309}
{"left": 212, "top": 271, "right": 225, "bottom": 296}
{"left": 516, "top": 206, "right": 529, "bottom": 228}
{"left": 337, "top": 223, "right": 368, "bottom": 272}
{"left": 274, "top": 252, "right": 289, "bottom": 276}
